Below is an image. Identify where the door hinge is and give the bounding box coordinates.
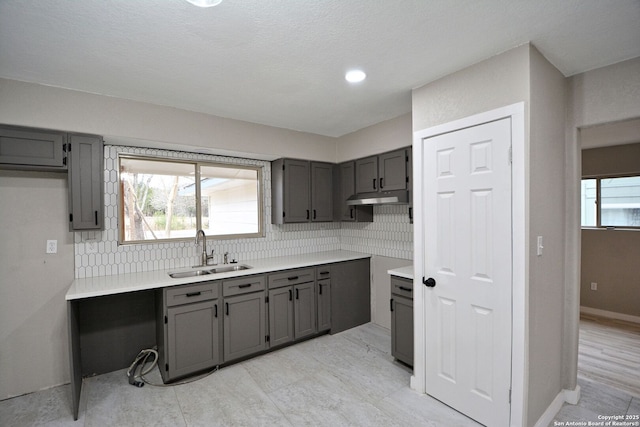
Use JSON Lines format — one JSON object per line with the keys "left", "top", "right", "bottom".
{"left": 63, "top": 156, "right": 67, "bottom": 166}
{"left": 67, "top": 143, "right": 71, "bottom": 152}
{"left": 164, "top": 315, "right": 168, "bottom": 324}
{"left": 265, "top": 335, "right": 270, "bottom": 343}
{"left": 283, "top": 211, "right": 286, "bottom": 218}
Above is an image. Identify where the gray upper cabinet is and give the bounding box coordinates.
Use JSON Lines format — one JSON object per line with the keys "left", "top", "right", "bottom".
{"left": 310, "top": 161, "right": 333, "bottom": 222}
{"left": 271, "top": 158, "right": 333, "bottom": 224}
{"left": 355, "top": 148, "right": 409, "bottom": 194}
{"left": 335, "top": 161, "right": 373, "bottom": 222}
{"left": 355, "top": 155, "right": 378, "bottom": 193}
{"left": 0, "top": 125, "right": 67, "bottom": 170}
{"left": 68, "top": 134, "right": 104, "bottom": 230}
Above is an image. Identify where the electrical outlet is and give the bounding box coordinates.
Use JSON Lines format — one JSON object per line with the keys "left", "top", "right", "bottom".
{"left": 46, "top": 240, "right": 57, "bottom": 254}
{"left": 590, "top": 282, "right": 597, "bottom": 291}
{"left": 86, "top": 240, "right": 98, "bottom": 254}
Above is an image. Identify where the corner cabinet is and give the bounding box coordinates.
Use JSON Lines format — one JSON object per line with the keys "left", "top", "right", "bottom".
{"left": 271, "top": 158, "right": 333, "bottom": 224}
{"left": 335, "top": 161, "right": 373, "bottom": 222}
{"left": 330, "top": 258, "right": 371, "bottom": 334}
{"left": 68, "top": 134, "right": 104, "bottom": 230}
{"left": 355, "top": 148, "right": 408, "bottom": 194}
{"left": 156, "top": 281, "right": 222, "bottom": 382}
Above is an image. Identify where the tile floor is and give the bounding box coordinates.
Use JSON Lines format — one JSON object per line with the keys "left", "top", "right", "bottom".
{"left": 0, "top": 323, "right": 480, "bottom": 426}
{"left": 3, "top": 322, "right": 637, "bottom": 426}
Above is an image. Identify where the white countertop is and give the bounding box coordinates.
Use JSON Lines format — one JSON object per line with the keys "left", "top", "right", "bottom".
{"left": 387, "top": 265, "right": 413, "bottom": 279}
{"left": 66, "top": 250, "right": 371, "bottom": 300}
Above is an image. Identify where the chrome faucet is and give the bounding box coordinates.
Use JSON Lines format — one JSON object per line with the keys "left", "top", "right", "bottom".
{"left": 194, "top": 230, "right": 213, "bottom": 267}
{"left": 223, "top": 251, "right": 229, "bottom": 264}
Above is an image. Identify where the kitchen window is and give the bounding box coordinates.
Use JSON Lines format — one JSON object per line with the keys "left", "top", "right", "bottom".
{"left": 118, "top": 155, "right": 263, "bottom": 243}
{"left": 581, "top": 175, "right": 640, "bottom": 228}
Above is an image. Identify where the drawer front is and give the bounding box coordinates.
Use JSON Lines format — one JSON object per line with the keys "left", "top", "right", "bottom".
{"left": 165, "top": 281, "right": 219, "bottom": 307}
{"left": 316, "top": 265, "right": 331, "bottom": 280}
{"left": 391, "top": 276, "right": 413, "bottom": 299}
{"left": 223, "top": 275, "right": 265, "bottom": 296}
{"left": 268, "top": 268, "right": 315, "bottom": 289}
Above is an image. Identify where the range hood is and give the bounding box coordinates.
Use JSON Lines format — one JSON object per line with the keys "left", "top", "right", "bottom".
{"left": 346, "top": 190, "right": 409, "bottom": 206}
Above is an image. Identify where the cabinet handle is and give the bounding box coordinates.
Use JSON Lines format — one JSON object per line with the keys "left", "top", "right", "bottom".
{"left": 289, "top": 289, "right": 292, "bottom": 301}
{"left": 186, "top": 291, "right": 201, "bottom": 297}
{"left": 313, "top": 209, "right": 317, "bottom": 220}
{"left": 409, "top": 206, "right": 413, "bottom": 220}
{"left": 214, "top": 304, "right": 218, "bottom": 318}
{"left": 319, "top": 283, "right": 323, "bottom": 295}
{"left": 94, "top": 211, "right": 99, "bottom": 225}
{"left": 398, "top": 286, "right": 412, "bottom": 292}
{"left": 373, "top": 178, "right": 376, "bottom": 190}
{"left": 319, "top": 271, "right": 329, "bottom": 275}
{"left": 380, "top": 177, "right": 384, "bottom": 189}
{"left": 306, "top": 209, "right": 310, "bottom": 220}
{"left": 350, "top": 208, "right": 354, "bottom": 219}
{"left": 238, "top": 284, "right": 252, "bottom": 289}
{"left": 287, "top": 276, "right": 299, "bottom": 281}
{"left": 390, "top": 298, "right": 394, "bottom": 312}
{"left": 225, "top": 302, "right": 229, "bottom": 316}
{"left": 296, "top": 288, "right": 299, "bottom": 299}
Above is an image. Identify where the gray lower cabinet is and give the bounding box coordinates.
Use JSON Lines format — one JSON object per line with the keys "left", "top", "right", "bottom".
{"left": 0, "top": 125, "right": 67, "bottom": 170}
{"left": 268, "top": 286, "right": 294, "bottom": 346}
{"left": 390, "top": 276, "right": 413, "bottom": 366}
{"left": 293, "top": 281, "right": 317, "bottom": 339}
{"left": 222, "top": 275, "right": 267, "bottom": 362}
{"left": 157, "top": 281, "right": 221, "bottom": 382}
{"left": 68, "top": 133, "right": 104, "bottom": 230}
{"left": 317, "top": 278, "right": 331, "bottom": 332}
{"left": 330, "top": 258, "right": 371, "bottom": 334}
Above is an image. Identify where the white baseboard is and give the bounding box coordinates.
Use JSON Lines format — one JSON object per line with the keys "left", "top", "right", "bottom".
{"left": 580, "top": 306, "right": 640, "bottom": 324}
{"left": 533, "top": 385, "right": 581, "bottom": 427}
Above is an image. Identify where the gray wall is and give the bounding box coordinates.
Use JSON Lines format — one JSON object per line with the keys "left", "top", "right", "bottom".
{"left": 580, "top": 142, "right": 640, "bottom": 318}
{"left": 0, "top": 171, "right": 74, "bottom": 399}
{"left": 412, "top": 43, "right": 569, "bottom": 426}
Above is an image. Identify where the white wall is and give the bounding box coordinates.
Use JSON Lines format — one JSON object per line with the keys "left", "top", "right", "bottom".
{"left": 336, "top": 113, "right": 412, "bottom": 162}
{"left": 0, "top": 171, "right": 74, "bottom": 399}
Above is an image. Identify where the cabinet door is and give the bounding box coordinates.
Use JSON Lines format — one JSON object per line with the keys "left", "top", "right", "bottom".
{"left": 0, "top": 126, "right": 66, "bottom": 170}
{"left": 167, "top": 299, "right": 220, "bottom": 380}
{"left": 339, "top": 162, "right": 356, "bottom": 221}
{"left": 268, "top": 287, "right": 294, "bottom": 347}
{"left": 317, "top": 279, "right": 331, "bottom": 332}
{"left": 283, "top": 159, "right": 310, "bottom": 223}
{"left": 330, "top": 258, "right": 371, "bottom": 334}
{"left": 391, "top": 296, "right": 413, "bottom": 366}
{"left": 68, "top": 134, "right": 104, "bottom": 230}
{"left": 310, "top": 162, "right": 333, "bottom": 222}
{"left": 294, "top": 282, "right": 317, "bottom": 339}
{"left": 355, "top": 156, "right": 378, "bottom": 193}
{"left": 223, "top": 292, "right": 266, "bottom": 362}
{"left": 378, "top": 149, "right": 407, "bottom": 191}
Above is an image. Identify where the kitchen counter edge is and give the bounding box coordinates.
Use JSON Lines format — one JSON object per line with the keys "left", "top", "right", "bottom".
{"left": 66, "top": 250, "right": 371, "bottom": 300}
{"left": 387, "top": 265, "right": 414, "bottom": 280}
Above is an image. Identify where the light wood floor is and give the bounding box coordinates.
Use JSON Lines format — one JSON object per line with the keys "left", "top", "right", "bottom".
{"left": 578, "top": 314, "right": 640, "bottom": 398}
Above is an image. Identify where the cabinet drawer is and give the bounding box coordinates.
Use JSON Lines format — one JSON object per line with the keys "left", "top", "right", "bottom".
{"left": 165, "top": 281, "right": 219, "bottom": 307}
{"left": 391, "top": 276, "right": 413, "bottom": 299}
{"left": 268, "top": 268, "right": 315, "bottom": 289}
{"left": 223, "top": 275, "right": 265, "bottom": 296}
{"left": 316, "top": 266, "right": 331, "bottom": 280}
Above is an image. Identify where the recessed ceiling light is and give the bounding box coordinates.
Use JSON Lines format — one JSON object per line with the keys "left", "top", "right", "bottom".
{"left": 185, "top": 0, "right": 222, "bottom": 7}
{"left": 345, "top": 70, "right": 366, "bottom": 83}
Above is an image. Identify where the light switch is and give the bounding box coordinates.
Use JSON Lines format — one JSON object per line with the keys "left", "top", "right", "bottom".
{"left": 46, "top": 240, "right": 57, "bottom": 254}
{"left": 536, "top": 236, "right": 543, "bottom": 256}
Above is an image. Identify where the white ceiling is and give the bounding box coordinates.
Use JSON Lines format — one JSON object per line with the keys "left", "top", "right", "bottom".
{"left": 1, "top": 0, "right": 639, "bottom": 137}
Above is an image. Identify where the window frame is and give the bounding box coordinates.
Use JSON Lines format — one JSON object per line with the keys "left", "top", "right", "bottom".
{"left": 581, "top": 173, "right": 640, "bottom": 230}
{"left": 117, "top": 154, "right": 264, "bottom": 244}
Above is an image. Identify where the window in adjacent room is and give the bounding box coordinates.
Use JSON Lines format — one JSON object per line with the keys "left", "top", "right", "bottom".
{"left": 118, "top": 155, "right": 263, "bottom": 243}
{"left": 580, "top": 175, "right": 640, "bottom": 228}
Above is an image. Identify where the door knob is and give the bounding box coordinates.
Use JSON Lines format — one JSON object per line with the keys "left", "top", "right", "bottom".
{"left": 423, "top": 277, "right": 436, "bottom": 287}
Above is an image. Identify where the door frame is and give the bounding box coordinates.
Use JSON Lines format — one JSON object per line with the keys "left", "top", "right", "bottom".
{"left": 411, "top": 102, "right": 526, "bottom": 426}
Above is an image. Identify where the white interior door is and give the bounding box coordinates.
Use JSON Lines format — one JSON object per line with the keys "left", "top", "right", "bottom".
{"left": 422, "top": 118, "right": 512, "bottom": 426}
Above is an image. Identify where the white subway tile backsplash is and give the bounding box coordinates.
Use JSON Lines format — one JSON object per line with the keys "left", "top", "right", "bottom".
{"left": 73, "top": 145, "right": 413, "bottom": 278}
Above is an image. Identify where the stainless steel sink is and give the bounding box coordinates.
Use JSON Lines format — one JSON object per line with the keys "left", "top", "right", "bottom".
{"left": 168, "top": 264, "right": 252, "bottom": 278}
{"left": 168, "top": 269, "right": 212, "bottom": 279}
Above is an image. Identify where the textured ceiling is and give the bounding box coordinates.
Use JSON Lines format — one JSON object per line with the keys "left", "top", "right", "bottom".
{"left": 1, "top": 0, "right": 639, "bottom": 137}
